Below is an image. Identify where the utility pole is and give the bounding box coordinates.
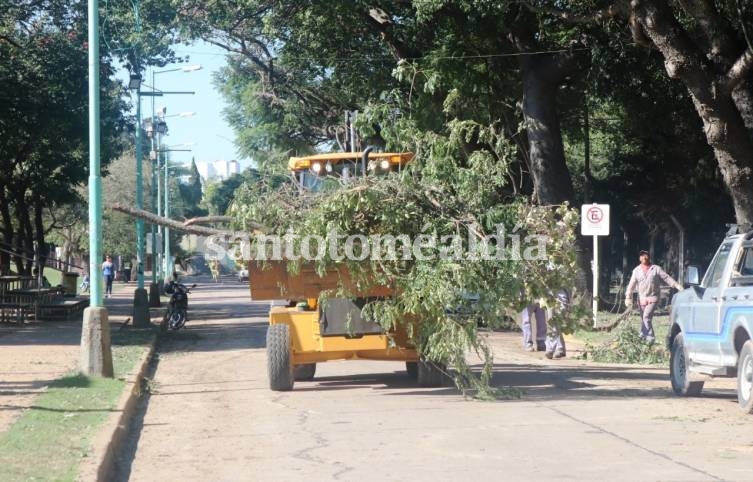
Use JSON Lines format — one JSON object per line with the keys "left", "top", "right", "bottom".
{"left": 81, "top": 0, "right": 113, "bottom": 377}
{"left": 131, "top": 83, "right": 150, "bottom": 327}
{"left": 164, "top": 152, "right": 171, "bottom": 279}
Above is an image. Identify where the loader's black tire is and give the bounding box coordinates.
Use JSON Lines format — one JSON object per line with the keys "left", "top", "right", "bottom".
{"left": 670, "top": 333, "right": 704, "bottom": 396}
{"left": 267, "top": 324, "right": 294, "bottom": 391}
{"left": 737, "top": 340, "right": 753, "bottom": 413}
{"left": 405, "top": 361, "right": 418, "bottom": 379}
{"left": 417, "top": 361, "right": 445, "bottom": 387}
{"left": 294, "top": 363, "right": 317, "bottom": 381}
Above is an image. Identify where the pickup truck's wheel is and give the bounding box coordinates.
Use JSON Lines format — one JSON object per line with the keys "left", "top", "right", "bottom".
{"left": 267, "top": 324, "right": 294, "bottom": 391}
{"left": 294, "top": 363, "right": 316, "bottom": 381}
{"left": 737, "top": 341, "right": 753, "bottom": 413}
{"left": 417, "top": 361, "right": 445, "bottom": 387}
{"left": 670, "top": 333, "right": 704, "bottom": 396}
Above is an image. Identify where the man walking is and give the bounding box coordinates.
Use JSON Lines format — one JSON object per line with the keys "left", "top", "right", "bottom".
{"left": 625, "top": 250, "right": 683, "bottom": 342}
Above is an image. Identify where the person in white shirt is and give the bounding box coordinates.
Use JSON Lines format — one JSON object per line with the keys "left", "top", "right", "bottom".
{"left": 625, "top": 250, "right": 683, "bottom": 342}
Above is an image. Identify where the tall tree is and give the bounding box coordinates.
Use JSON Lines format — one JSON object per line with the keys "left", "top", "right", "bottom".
{"left": 175, "top": 0, "right": 595, "bottom": 289}
{"left": 0, "top": 2, "right": 128, "bottom": 273}
{"left": 629, "top": 0, "right": 753, "bottom": 225}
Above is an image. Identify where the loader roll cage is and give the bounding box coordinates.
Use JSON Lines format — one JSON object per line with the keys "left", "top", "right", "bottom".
{"left": 289, "top": 149, "right": 413, "bottom": 193}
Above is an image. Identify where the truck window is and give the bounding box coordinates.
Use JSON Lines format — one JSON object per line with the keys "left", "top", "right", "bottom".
{"left": 702, "top": 241, "right": 733, "bottom": 288}
{"left": 736, "top": 247, "right": 753, "bottom": 276}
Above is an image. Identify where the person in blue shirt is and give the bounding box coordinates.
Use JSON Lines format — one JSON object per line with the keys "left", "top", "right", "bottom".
{"left": 102, "top": 255, "right": 114, "bottom": 298}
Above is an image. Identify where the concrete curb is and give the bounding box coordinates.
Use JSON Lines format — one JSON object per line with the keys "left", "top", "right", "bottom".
{"left": 77, "top": 330, "right": 158, "bottom": 482}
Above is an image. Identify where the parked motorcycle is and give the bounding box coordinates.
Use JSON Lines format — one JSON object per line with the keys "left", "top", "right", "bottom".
{"left": 161, "top": 280, "right": 197, "bottom": 332}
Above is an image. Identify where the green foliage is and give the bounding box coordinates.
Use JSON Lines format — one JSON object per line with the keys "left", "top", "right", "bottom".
{"left": 232, "top": 118, "right": 583, "bottom": 395}
{"left": 586, "top": 325, "right": 669, "bottom": 365}
{"left": 204, "top": 168, "right": 282, "bottom": 216}
{"left": 178, "top": 159, "right": 205, "bottom": 217}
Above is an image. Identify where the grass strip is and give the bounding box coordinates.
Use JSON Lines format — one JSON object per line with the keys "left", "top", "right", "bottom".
{"left": 0, "top": 327, "right": 155, "bottom": 482}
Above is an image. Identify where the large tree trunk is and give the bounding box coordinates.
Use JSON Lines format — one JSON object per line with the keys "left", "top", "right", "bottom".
{"left": 518, "top": 50, "right": 591, "bottom": 294}
{"left": 632, "top": 0, "right": 753, "bottom": 226}
{"left": 519, "top": 57, "right": 576, "bottom": 204}
{"left": 33, "top": 197, "right": 47, "bottom": 274}
{"left": 0, "top": 188, "right": 14, "bottom": 274}
{"left": 15, "top": 195, "right": 34, "bottom": 274}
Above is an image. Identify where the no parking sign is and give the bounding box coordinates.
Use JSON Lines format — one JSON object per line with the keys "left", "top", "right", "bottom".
{"left": 581, "top": 203, "right": 610, "bottom": 325}
{"left": 581, "top": 204, "right": 610, "bottom": 236}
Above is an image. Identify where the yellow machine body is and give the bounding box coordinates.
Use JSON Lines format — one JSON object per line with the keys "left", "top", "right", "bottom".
{"left": 269, "top": 307, "right": 417, "bottom": 365}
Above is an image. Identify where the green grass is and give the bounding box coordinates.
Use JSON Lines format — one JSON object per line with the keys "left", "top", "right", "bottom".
{"left": 0, "top": 327, "right": 155, "bottom": 482}
{"left": 45, "top": 269, "right": 63, "bottom": 288}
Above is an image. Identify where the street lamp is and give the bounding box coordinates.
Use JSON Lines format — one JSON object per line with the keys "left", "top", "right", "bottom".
{"left": 149, "top": 65, "right": 201, "bottom": 288}
{"left": 128, "top": 74, "right": 142, "bottom": 90}
{"left": 130, "top": 73, "right": 150, "bottom": 328}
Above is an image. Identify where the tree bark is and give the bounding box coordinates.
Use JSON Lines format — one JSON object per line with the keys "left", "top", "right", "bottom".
{"left": 631, "top": 0, "right": 753, "bottom": 225}
{"left": 0, "top": 188, "right": 14, "bottom": 274}
{"left": 517, "top": 48, "right": 591, "bottom": 293}
{"left": 33, "top": 196, "right": 47, "bottom": 274}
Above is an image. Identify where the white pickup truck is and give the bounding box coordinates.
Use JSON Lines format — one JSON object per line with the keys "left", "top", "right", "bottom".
{"left": 669, "top": 229, "right": 753, "bottom": 412}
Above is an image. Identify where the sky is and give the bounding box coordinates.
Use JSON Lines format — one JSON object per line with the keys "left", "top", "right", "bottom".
{"left": 126, "top": 41, "right": 251, "bottom": 169}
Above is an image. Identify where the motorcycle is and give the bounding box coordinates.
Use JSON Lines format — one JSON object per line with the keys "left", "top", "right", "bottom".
{"left": 161, "top": 281, "right": 197, "bottom": 332}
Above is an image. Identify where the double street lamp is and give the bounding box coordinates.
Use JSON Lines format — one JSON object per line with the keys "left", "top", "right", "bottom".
{"left": 148, "top": 66, "right": 201, "bottom": 303}
{"left": 130, "top": 66, "right": 199, "bottom": 312}
{"left": 128, "top": 74, "right": 150, "bottom": 326}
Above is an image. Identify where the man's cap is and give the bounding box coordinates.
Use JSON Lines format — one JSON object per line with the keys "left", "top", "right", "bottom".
{"left": 639, "top": 250, "right": 650, "bottom": 256}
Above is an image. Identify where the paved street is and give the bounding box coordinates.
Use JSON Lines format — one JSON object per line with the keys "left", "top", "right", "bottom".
{"left": 115, "top": 280, "right": 753, "bottom": 482}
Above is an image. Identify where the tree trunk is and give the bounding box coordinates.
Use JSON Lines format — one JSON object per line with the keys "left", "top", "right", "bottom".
{"left": 15, "top": 196, "right": 34, "bottom": 274}
{"left": 0, "top": 188, "right": 14, "bottom": 274}
{"left": 518, "top": 52, "right": 591, "bottom": 293}
{"left": 33, "top": 197, "right": 47, "bottom": 275}
{"left": 632, "top": 0, "right": 753, "bottom": 226}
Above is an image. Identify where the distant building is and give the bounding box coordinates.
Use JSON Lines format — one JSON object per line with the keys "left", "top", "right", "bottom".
{"left": 196, "top": 160, "right": 240, "bottom": 182}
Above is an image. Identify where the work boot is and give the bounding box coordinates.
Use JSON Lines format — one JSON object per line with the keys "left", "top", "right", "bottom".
{"left": 553, "top": 350, "right": 566, "bottom": 359}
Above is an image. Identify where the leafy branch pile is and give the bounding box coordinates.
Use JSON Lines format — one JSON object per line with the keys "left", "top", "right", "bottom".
{"left": 586, "top": 325, "right": 669, "bottom": 365}
{"left": 231, "top": 117, "right": 584, "bottom": 397}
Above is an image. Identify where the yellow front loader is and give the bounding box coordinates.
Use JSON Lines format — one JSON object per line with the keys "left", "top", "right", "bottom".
{"left": 250, "top": 151, "right": 444, "bottom": 391}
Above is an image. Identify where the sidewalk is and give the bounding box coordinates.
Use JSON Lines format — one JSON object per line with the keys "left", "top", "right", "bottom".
{"left": 0, "top": 281, "right": 147, "bottom": 434}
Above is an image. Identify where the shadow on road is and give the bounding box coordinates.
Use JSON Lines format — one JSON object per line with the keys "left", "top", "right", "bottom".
{"left": 293, "top": 362, "right": 739, "bottom": 404}
{"left": 158, "top": 321, "right": 267, "bottom": 353}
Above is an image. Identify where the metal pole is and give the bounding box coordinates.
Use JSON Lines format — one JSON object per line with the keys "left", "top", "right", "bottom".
{"left": 153, "top": 69, "right": 161, "bottom": 282}
{"left": 164, "top": 154, "right": 171, "bottom": 278}
{"left": 82, "top": 0, "right": 113, "bottom": 378}
{"left": 150, "top": 107, "right": 157, "bottom": 284}
{"left": 150, "top": 154, "right": 157, "bottom": 283}
{"left": 88, "top": 0, "right": 103, "bottom": 308}
{"left": 156, "top": 130, "right": 162, "bottom": 280}
{"left": 135, "top": 92, "right": 145, "bottom": 289}
{"left": 593, "top": 235, "right": 599, "bottom": 325}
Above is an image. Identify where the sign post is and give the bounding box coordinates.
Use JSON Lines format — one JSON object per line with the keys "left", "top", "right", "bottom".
{"left": 581, "top": 203, "right": 610, "bottom": 325}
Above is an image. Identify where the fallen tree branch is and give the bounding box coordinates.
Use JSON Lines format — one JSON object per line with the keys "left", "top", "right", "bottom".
{"left": 110, "top": 203, "right": 268, "bottom": 236}
{"left": 182, "top": 215, "right": 233, "bottom": 227}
